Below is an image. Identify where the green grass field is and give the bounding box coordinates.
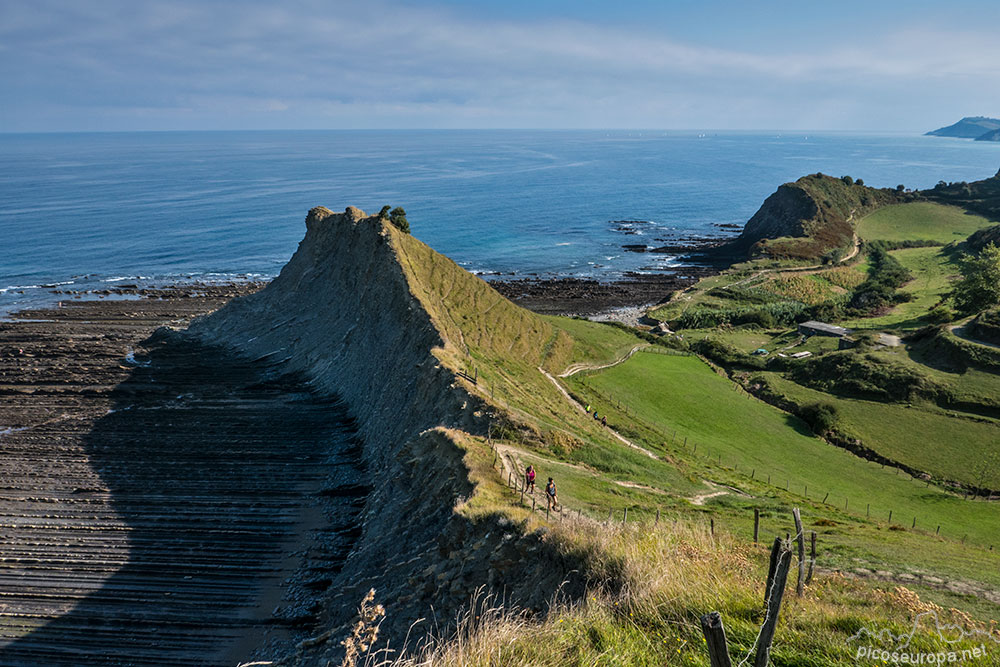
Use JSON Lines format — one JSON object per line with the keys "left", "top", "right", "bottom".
{"left": 842, "top": 246, "right": 958, "bottom": 330}
{"left": 565, "top": 351, "right": 1000, "bottom": 549}
{"left": 857, "top": 202, "right": 993, "bottom": 243}
{"left": 761, "top": 372, "right": 1000, "bottom": 488}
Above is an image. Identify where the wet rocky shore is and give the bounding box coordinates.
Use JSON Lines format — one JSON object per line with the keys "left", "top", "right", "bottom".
{"left": 0, "top": 286, "right": 365, "bottom": 665}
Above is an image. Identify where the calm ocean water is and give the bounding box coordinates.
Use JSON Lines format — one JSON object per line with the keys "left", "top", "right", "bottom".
{"left": 1, "top": 130, "right": 998, "bottom": 314}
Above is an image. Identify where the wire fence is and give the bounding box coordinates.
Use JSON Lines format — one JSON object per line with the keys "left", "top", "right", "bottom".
{"left": 485, "top": 421, "right": 997, "bottom": 556}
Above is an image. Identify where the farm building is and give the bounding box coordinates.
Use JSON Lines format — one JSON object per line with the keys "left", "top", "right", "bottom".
{"left": 798, "top": 320, "right": 851, "bottom": 338}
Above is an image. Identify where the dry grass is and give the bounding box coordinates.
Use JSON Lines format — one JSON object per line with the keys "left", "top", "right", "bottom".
{"left": 822, "top": 265, "right": 868, "bottom": 290}
{"left": 358, "top": 511, "right": 999, "bottom": 666}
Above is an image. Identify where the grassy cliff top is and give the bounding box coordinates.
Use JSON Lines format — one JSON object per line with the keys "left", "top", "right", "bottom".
{"left": 735, "top": 173, "right": 899, "bottom": 260}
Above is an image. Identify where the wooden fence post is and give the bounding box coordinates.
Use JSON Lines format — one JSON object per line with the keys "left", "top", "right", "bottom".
{"left": 765, "top": 537, "right": 781, "bottom": 606}
{"left": 700, "top": 612, "right": 734, "bottom": 667}
{"left": 753, "top": 508, "right": 760, "bottom": 544}
{"left": 806, "top": 531, "right": 816, "bottom": 585}
{"left": 655, "top": 508, "right": 660, "bottom": 525}
{"left": 792, "top": 508, "right": 805, "bottom": 597}
{"left": 756, "top": 540, "right": 793, "bottom": 667}
{"left": 623, "top": 507, "right": 628, "bottom": 524}
{"left": 710, "top": 518, "right": 715, "bottom": 536}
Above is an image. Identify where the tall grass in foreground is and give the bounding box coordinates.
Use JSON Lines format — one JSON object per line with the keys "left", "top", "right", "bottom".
{"left": 350, "top": 518, "right": 997, "bottom": 666}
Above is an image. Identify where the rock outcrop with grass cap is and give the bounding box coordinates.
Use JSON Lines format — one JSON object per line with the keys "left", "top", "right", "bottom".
{"left": 733, "top": 173, "right": 899, "bottom": 260}
{"left": 185, "top": 206, "right": 597, "bottom": 662}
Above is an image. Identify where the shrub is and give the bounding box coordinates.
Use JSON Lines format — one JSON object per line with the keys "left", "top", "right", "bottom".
{"left": 691, "top": 337, "right": 765, "bottom": 369}
{"left": 846, "top": 243, "right": 914, "bottom": 315}
{"left": 952, "top": 242, "right": 1000, "bottom": 314}
{"left": 389, "top": 206, "right": 410, "bottom": 233}
{"left": 789, "top": 352, "right": 949, "bottom": 403}
{"left": 673, "top": 301, "right": 807, "bottom": 330}
{"left": 970, "top": 307, "right": 1000, "bottom": 345}
{"left": 799, "top": 402, "right": 840, "bottom": 435}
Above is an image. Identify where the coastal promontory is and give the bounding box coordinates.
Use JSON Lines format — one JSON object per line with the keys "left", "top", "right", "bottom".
{"left": 926, "top": 116, "right": 1000, "bottom": 141}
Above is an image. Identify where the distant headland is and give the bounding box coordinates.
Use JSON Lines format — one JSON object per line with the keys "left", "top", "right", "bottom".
{"left": 926, "top": 116, "right": 1000, "bottom": 141}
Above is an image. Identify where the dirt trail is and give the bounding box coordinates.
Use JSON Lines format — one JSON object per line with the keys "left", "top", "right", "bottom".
{"left": 728, "top": 234, "right": 862, "bottom": 289}
{"left": 824, "top": 566, "right": 1000, "bottom": 606}
{"left": 664, "top": 234, "right": 862, "bottom": 308}
{"left": 950, "top": 324, "right": 1000, "bottom": 350}
{"left": 688, "top": 481, "right": 749, "bottom": 506}
{"left": 558, "top": 344, "right": 649, "bottom": 377}
{"left": 538, "top": 366, "right": 658, "bottom": 459}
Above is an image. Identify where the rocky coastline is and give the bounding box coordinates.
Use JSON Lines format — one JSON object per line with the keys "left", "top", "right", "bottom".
{"left": 490, "top": 235, "right": 735, "bottom": 316}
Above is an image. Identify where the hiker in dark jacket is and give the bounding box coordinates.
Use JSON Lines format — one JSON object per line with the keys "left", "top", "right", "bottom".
{"left": 545, "top": 477, "right": 558, "bottom": 510}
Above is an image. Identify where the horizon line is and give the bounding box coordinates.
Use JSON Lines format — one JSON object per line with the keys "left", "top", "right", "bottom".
{"left": 0, "top": 128, "right": 950, "bottom": 136}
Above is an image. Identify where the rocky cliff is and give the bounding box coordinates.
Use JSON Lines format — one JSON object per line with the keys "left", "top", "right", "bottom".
{"left": 733, "top": 173, "right": 898, "bottom": 260}
{"left": 184, "top": 207, "right": 590, "bottom": 663}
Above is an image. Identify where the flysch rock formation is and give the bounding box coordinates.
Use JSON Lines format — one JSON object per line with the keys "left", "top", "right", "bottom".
{"left": 185, "top": 207, "right": 592, "bottom": 664}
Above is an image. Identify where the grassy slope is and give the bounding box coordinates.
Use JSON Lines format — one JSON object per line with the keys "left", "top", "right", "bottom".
{"left": 394, "top": 431, "right": 1000, "bottom": 666}
{"left": 351, "top": 222, "right": 1000, "bottom": 665}
{"left": 857, "top": 202, "right": 992, "bottom": 244}
{"left": 762, "top": 372, "right": 1000, "bottom": 488}
{"left": 388, "top": 223, "right": 698, "bottom": 493}
{"left": 841, "top": 246, "right": 958, "bottom": 330}
{"left": 566, "top": 352, "right": 1000, "bottom": 548}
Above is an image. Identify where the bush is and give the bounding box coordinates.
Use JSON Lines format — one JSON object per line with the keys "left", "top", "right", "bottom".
{"left": 970, "top": 307, "right": 1000, "bottom": 345}
{"left": 389, "top": 207, "right": 411, "bottom": 233}
{"left": 673, "top": 301, "right": 807, "bottom": 330}
{"left": 952, "top": 242, "right": 1000, "bottom": 314}
{"left": 691, "top": 337, "right": 765, "bottom": 369}
{"left": 789, "top": 351, "right": 949, "bottom": 403}
{"left": 846, "top": 243, "right": 914, "bottom": 315}
{"left": 799, "top": 403, "right": 840, "bottom": 435}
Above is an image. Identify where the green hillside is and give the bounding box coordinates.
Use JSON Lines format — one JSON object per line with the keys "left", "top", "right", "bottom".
{"left": 857, "top": 202, "right": 993, "bottom": 244}
{"left": 324, "top": 211, "right": 1000, "bottom": 665}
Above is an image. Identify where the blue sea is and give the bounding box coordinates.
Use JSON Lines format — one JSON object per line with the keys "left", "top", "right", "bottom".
{"left": 2, "top": 130, "right": 998, "bottom": 315}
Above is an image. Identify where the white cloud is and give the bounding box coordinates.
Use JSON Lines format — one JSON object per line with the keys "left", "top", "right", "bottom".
{"left": 2, "top": 0, "right": 999, "bottom": 130}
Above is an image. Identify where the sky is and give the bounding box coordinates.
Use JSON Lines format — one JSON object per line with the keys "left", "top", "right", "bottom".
{"left": 2, "top": 0, "right": 1000, "bottom": 132}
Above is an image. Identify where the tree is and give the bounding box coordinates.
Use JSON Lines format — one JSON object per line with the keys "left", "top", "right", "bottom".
{"left": 970, "top": 452, "right": 999, "bottom": 499}
{"left": 952, "top": 242, "right": 1000, "bottom": 314}
{"left": 389, "top": 206, "right": 410, "bottom": 233}
{"left": 378, "top": 205, "right": 391, "bottom": 220}
{"left": 855, "top": 178, "right": 865, "bottom": 187}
